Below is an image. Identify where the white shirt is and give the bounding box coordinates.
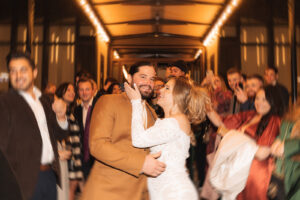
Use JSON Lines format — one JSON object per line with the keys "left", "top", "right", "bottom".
{"left": 81, "top": 97, "right": 93, "bottom": 129}
{"left": 19, "top": 87, "right": 67, "bottom": 164}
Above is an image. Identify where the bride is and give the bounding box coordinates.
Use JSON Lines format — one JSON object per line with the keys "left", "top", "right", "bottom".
{"left": 124, "top": 77, "right": 209, "bottom": 200}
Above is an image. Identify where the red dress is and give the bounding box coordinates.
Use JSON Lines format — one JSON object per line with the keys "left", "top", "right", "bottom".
{"left": 223, "top": 111, "right": 281, "bottom": 200}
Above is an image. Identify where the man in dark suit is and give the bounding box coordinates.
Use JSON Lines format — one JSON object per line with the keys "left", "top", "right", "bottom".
{"left": 227, "top": 67, "right": 243, "bottom": 114}
{"left": 74, "top": 77, "right": 98, "bottom": 179}
{"left": 0, "top": 51, "right": 69, "bottom": 200}
{"left": 236, "top": 74, "right": 264, "bottom": 112}
{"left": 264, "top": 66, "right": 289, "bottom": 112}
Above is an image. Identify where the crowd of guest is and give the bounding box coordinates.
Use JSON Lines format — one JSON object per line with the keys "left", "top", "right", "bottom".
{"left": 163, "top": 62, "right": 298, "bottom": 200}
{"left": 199, "top": 66, "right": 299, "bottom": 200}
{"left": 0, "top": 51, "right": 299, "bottom": 200}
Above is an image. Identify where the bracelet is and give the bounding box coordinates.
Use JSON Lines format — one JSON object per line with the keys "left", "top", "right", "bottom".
{"left": 217, "top": 126, "right": 229, "bottom": 136}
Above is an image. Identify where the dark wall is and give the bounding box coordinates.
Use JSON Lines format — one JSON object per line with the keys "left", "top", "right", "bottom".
{"left": 218, "top": 37, "right": 241, "bottom": 80}
{"left": 76, "top": 36, "right": 97, "bottom": 81}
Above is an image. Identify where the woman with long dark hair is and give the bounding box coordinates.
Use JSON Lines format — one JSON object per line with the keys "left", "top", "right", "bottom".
{"left": 56, "top": 82, "right": 84, "bottom": 200}
{"left": 107, "top": 82, "right": 122, "bottom": 94}
{"left": 207, "top": 85, "right": 284, "bottom": 200}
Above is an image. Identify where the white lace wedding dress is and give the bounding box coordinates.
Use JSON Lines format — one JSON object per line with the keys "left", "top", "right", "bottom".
{"left": 131, "top": 99, "right": 198, "bottom": 200}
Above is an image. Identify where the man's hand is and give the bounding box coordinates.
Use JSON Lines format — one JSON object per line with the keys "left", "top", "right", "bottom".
{"left": 52, "top": 98, "right": 67, "bottom": 121}
{"left": 235, "top": 86, "right": 247, "bottom": 103}
{"left": 58, "top": 149, "right": 72, "bottom": 160}
{"left": 141, "top": 152, "right": 166, "bottom": 177}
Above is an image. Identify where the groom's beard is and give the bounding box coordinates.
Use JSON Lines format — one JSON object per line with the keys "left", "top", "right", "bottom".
{"left": 131, "top": 83, "right": 153, "bottom": 100}
{"left": 140, "top": 86, "right": 153, "bottom": 100}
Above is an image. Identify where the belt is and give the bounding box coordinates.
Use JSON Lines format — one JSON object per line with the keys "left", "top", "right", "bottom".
{"left": 40, "top": 164, "right": 52, "bottom": 171}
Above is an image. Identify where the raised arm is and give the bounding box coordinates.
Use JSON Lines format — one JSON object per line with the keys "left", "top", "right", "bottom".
{"left": 131, "top": 99, "right": 180, "bottom": 148}
{"left": 206, "top": 109, "right": 224, "bottom": 128}
{"left": 40, "top": 95, "right": 69, "bottom": 141}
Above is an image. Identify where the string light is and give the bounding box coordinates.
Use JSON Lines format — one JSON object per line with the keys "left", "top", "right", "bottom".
{"left": 75, "top": 0, "right": 109, "bottom": 42}
{"left": 194, "top": 49, "right": 203, "bottom": 59}
{"left": 203, "top": 0, "right": 241, "bottom": 47}
{"left": 122, "top": 65, "right": 129, "bottom": 81}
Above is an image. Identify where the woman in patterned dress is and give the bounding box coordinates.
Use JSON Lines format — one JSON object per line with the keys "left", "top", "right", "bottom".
{"left": 56, "top": 83, "right": 84, "bottom": 200}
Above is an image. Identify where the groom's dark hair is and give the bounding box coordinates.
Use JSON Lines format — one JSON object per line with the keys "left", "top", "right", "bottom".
{"left": 129, "top": 61, "right": 154, "bottom": 76}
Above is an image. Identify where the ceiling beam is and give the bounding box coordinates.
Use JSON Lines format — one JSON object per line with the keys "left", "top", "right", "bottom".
{"left": 92, "top": 0, "right": 224, "bottom": 6}
{"left": 105, "top": 18, "right": 211, "bottom": 26}
{"left": 118, "top": 50, "right": 195, "bottom": 54}
{"left": 111, "top": 45, "right": 201, "bottom": 49}
{"left": 112, "top": 57, "right": 195, "bottom": 62}
{"left": 112, "top": 33, "right": 156, "bottom": 40}
{"left": 119, "top": 54, "right": 194, "bottom": 58}
{"left": 112, "top": 32, "right": 202, "bottom": 40}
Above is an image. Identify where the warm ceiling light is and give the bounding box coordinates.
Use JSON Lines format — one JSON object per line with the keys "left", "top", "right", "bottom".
{"left": 232, "top": 0, "right": 239, "bottom": 6}
{"left": 122, "top": 65, "right": 129, "bottom": 81}
{"left": 203, "top": 0, "right": 241, "bottom": 47}
{"left": 0, "top": 72, "right": 9, "bottom": 82}
{"left": 114, "top": 50, "right": 120, "bottom": 59}
{"left": 194, "top": 49, "right": 203, "bottom": 59}
{"left": 75, "top": 0, "right": 109, "bottom": 42}
{"left": 226, "top": 6, "right": 232, "bottom": 14}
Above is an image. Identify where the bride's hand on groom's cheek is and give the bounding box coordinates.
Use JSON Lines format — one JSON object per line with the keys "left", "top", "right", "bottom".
{"left": 124, "top": 82, "right": 141, "bottom": 100}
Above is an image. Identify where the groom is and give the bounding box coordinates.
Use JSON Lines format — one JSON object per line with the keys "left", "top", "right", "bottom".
{"left": 81, "top": 62, "right": 166, "bottom": 200}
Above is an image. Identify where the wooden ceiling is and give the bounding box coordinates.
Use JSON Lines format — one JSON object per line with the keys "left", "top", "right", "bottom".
{"left": 90, "top": 0, "right": 228, "bottom": 61}
{"left": 92, "top": 0, "right": 224, "bottom": 37}
{"left": 0, "top": 0, "right": 298, "bottom": 63}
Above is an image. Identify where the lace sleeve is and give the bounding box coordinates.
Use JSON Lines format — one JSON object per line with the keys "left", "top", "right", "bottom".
{"left": 131, "top": 99, "right": 181, "bottom": 148}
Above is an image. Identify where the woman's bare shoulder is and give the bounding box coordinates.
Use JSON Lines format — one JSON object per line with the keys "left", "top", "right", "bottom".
{"left": 172, "top": 114, "right": 191, "bottom": 134}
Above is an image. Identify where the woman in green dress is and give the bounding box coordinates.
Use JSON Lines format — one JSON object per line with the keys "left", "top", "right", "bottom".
{"left": 271, "top": 105, "right": 300, "bottom": 200}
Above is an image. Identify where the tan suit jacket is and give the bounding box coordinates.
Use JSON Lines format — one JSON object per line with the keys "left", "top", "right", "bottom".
{"left": 81, "top": 93, "right": 157, "bottom": 200}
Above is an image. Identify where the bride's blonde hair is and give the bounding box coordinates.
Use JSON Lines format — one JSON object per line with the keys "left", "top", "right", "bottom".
{"left": 172, "top": 77, "right": 209, "bottom": 124}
